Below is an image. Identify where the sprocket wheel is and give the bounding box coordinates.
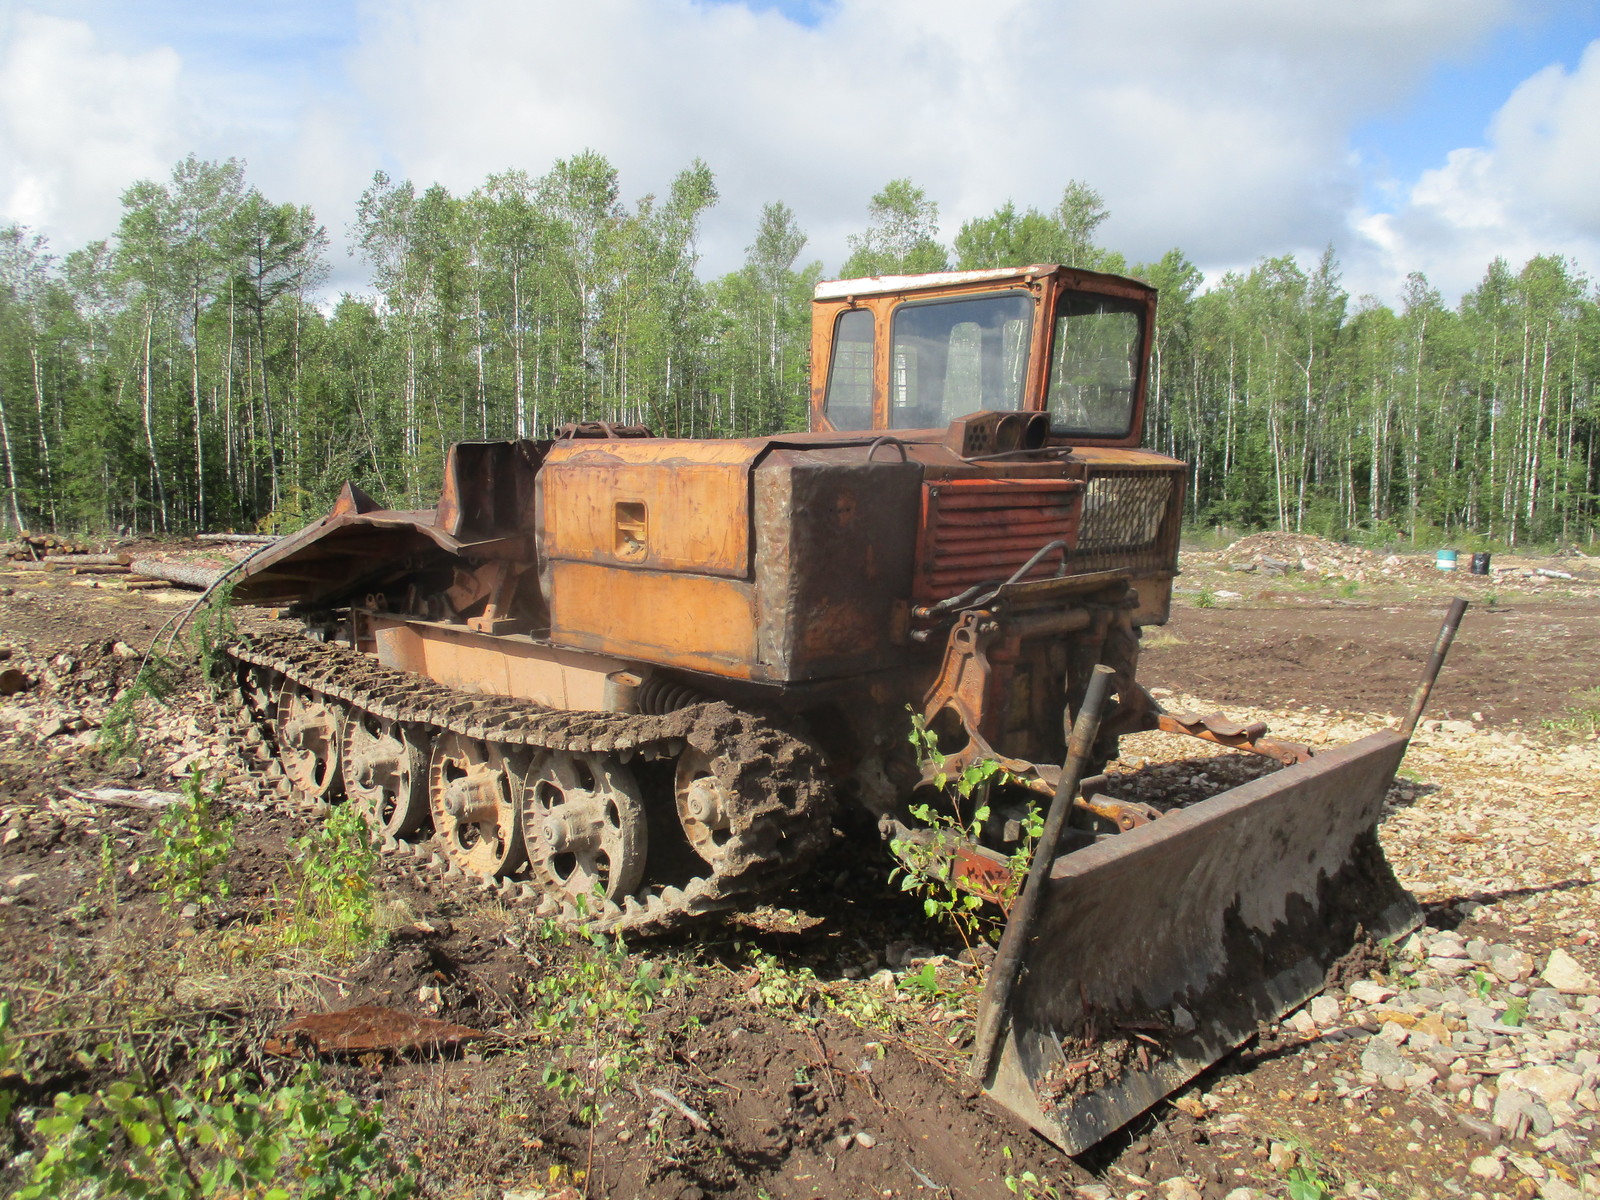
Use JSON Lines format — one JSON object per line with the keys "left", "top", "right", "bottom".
{"left": 520, "top": 750, "right": 647, "bottom": 903}
{"left": 428, "top": 732, "right": 525, "bottom": 879}
{"left": 340, "top": 709, "right": 431, "bottom": 838}
{"left": 675, "top": 745, "right": 736, "bottom": 868}
{"left": 273, "top": 681, "right": 344, "bottom": 800}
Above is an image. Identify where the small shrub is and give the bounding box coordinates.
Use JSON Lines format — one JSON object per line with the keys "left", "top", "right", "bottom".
{"left": 285, "top": 802, "right": 380, "bottom": 955}
{"left": 144, "top": 768, "right": 236, "bottom": 912}
{"left": 527, "top": 919, "right": 678, "bottom": 1126}
{"left": 11, "top": 1031, "right": 417, "bottom": 1200}
{"left": 890, "top": 714, "right": 1041, "bottom": 944}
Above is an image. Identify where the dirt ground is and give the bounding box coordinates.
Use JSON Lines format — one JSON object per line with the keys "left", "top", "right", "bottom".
{"left": 2, "top": 535, "right": 1599, "bottom": 1200}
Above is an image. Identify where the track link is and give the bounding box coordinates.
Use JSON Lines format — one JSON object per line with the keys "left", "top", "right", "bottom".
{"left": 225, "top": 630, "right": 834, "bottom": 935}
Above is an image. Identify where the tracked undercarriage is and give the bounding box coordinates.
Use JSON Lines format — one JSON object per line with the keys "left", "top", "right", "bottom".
{"left": 226, "top": 630, "right": 832, "bottom": 936}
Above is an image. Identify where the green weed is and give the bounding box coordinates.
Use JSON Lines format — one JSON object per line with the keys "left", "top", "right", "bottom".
{"left": 1192, "top": 586, "right": 1217, "bottom": 608}
{"left": 890, "top": 714, "right": 1040, "bottom": 944}
{"left": 143, "top": 768, "right": 236, "bottom": 912}
{"left": 7, "top": 1028, "right": 417, "bottom": 1200}
{"left": 284, "top": 802, "right": 381, "bottom": 956}
{"left": 745, "top": 947, "right": 820, "bottom": 1018}
{"left": 527, "top": 919, "right": 678, "bottom": 1126}
{"left": 1285, "top": 1164, "right": 1334, "bottom": 1200}
{"left": 1001, "top": 1145, "right": 1062, "bottom": 1199}
{"left": 1546, "top": 687, "right": 1600, "bottom": 738}
{"left": 1502, "top": 995, "right": 1529, "bottom": 1027}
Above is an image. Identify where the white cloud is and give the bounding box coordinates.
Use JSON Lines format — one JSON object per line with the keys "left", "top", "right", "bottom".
{"left": 1350, "top": 38, "right": 1600, "bottom": 301}
{"left": 338, "top": 0, "right": 1511, "bottom": 278}
{"left": 0, "top": 11, "right": 185, "bottom": 247}
{"left": 9, "top": 0, "right": 1589, "bottom": 311}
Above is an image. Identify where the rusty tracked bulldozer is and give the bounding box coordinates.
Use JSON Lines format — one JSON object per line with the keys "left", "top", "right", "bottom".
{"left": 223, "top": 265, "right": 1458, "bottom": 1153}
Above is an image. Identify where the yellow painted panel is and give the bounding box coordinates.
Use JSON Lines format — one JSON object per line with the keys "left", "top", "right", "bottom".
{"left": 370, "top": 617, "right": 626, "bottom": 710}
{"left": 541, "top": 440, "right": 761, "bottom": 576}
{"left": 548, "top": 561, "right": 757, "bottom": 676}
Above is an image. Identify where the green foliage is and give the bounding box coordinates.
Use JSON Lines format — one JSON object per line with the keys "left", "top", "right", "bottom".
{"left": 744, "top": 948, "right": 821, "bottom": 1020}
{"left": 841, "top": 179, "right": 949, "bottom": 277}
{"left": 1192, "top": 586, "right": 1217, "bottom": 608}
{"left": 11, "top": 1032, "right": 416, "bottom": 1200}
{"left": 284, "top": 801, "right": 380, "bottom": 956}
{"left": 1546, "top": 687, "right": 1600, "bottom": 738}
{"left": 0, "top": 998, "right": 26, "bottom": 1127}
{"left": 1000, "top": 1146, "right": 1062, "bottom": 1199}
{"left": 144, "top": 768, "right": 236, "bottom": 912}
{"left": 188, "top": 579, "right": 238, "bottom": 688}
{"left": 890, "top": 714, "right": 1042, "bottom": 944}
{"left": 526, "top": 919, "right": 678, "bottom": 1125}
{"left": 1285, "top": 1164, "right": 1334, "bottom": 1200}
{"left": 97, "top": 653, "right": 183, "bottom": 763}
{"left": 1502, "top": 995, "right": 1529, "bottom": 1027}
{"left": 4, "top": 157, "right": 1600, "bottom": 546}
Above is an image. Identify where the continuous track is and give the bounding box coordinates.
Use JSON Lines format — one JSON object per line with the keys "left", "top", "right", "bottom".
{"left": 225, "top": 629, "right": 834, "bottom": 935}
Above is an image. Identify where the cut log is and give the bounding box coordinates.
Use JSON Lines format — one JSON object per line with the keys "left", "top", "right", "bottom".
{"left": 46, "top": 553, "right": 131, "bottom": 566}
{"left": 197, "top": 533, "right": 279, "bottom": 545}
{"left": 128, "top": 559, "right": 223, "bottom": 590}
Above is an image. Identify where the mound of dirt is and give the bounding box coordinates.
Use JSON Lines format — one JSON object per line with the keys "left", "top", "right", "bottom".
{"left": 1217, "top": 532, "right": 1376, "bottom": 575}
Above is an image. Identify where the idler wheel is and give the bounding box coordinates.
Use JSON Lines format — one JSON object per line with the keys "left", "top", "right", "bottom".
{"left": 520, "top": 750, "right": 646, "bottom": 904}
{"left": 273, "top": 681, "right": 344, "bottom": 801}
{"left": 340, "top": 710, "right": 430, "bottom": 838}
{"left": 675, "top": 746, "right": 736, "bottom": 867}
{"left": 428, "top": 733, "right": 525, "bottom": 879}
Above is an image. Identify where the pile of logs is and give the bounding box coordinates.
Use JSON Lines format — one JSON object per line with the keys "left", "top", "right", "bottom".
{"left": 0, "top": 553, "right": 223, "bottom": 590}
{"left": 2, "top": 532, "right": 98, "bottom": 560}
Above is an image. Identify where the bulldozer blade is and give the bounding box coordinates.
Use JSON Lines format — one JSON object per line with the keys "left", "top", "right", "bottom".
{"left": 979, "top": 728, "right": 1419, "bottom": 1155}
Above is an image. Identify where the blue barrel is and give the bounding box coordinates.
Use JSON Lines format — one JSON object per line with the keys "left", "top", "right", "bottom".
{"left": 1435, "top": 549, "right": 1458, "bottom": 571}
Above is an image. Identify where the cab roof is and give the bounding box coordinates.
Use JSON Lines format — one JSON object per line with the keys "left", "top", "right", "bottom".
{"left": 813, "top": 263, "right": 1156, "bottom": 302}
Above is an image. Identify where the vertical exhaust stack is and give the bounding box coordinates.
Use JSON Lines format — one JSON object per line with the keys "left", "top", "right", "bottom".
{"left": 975, "top": 601, "right": 1469, "bottom": 1154}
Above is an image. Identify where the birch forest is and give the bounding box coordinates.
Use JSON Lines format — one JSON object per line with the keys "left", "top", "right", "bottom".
{"left": 0, "top": 154, "right": 1595, "bottom": 546}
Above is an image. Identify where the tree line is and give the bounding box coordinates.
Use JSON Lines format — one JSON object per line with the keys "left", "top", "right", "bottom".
{"left": 0, "top": 154, "right": 1595, "bottom": 545}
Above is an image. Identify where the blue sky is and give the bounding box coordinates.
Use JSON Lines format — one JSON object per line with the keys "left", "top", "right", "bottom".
{"left": 1353, "top": 1, "right": 1600, "bottom": 206}
{"left": 3, "top": 0, "right": 1599, "bottom": 302}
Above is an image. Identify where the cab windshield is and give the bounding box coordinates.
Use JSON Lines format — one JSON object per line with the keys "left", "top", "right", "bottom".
{"left": 1046, "top": 294, "right": 1143, "bottom": 438}
{"left": 887, "top": 292, "right": 1032, "bottom": 430}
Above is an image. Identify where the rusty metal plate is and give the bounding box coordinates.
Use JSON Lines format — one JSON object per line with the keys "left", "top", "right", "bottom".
{"left": 980, "top": 729, "right": 1418, "bottom": 1154}
{"left": 265, "top": 1005, "right": 484, "bottom": 1058}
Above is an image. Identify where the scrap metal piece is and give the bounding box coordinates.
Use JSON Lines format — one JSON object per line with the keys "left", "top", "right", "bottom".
{"left": 1153, "top": 711, "right": 1312, "bottom": 766}
{"left": 265, "top": 1005, "right": 484, "bottom": 1058}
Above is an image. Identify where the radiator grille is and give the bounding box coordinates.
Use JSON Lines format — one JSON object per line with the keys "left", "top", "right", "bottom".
{"left": 1073, "top": 468, "right": 1183, "bottom": 575}
{"left": 914, "top": 479, "right": 1080, "bottom": 603}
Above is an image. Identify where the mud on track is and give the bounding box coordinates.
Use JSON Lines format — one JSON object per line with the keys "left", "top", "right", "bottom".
{"left": 3, "top": 544, "right": 1600, "bottom": 1200}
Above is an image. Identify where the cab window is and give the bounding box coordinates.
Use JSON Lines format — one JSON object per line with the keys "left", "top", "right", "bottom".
{"left": 888, "top": 293, "right": 1032, "bottom": 430}
{"left": 1046, "top": 295, "right": 1143, "bottom": 437}
{"left": 823, "top": 309, "right": 874, "bottom": 431}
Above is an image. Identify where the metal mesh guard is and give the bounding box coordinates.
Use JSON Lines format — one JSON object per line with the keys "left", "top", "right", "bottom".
{"left": 1075, "top": 470, "right": 1178, "bottom": 573}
